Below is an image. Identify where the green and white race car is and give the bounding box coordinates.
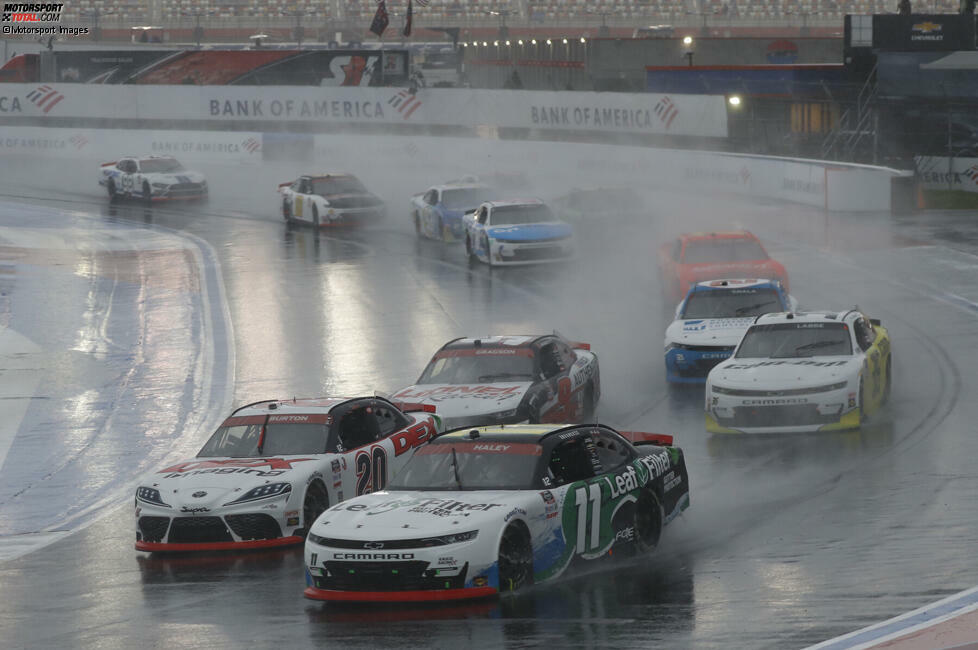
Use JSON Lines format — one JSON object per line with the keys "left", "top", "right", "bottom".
{"left": 303, "top": 423, "right": 690, "bottom": 602}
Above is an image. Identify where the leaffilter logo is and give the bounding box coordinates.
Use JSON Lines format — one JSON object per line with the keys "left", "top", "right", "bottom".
{"left": 26, "top": 85, "right": 64, "bottom": 113}
{"left": 2, "top": 3, "right": 64, "bottom": 22}
{"left": 653, "top": 96, "right": 678, "bottom": 129}
{"left": 388, "top": 89, "right": 422, "bottom": 120}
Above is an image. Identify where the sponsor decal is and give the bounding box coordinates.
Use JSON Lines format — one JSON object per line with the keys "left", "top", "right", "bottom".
{"left": 242, "top": 137, "right": 261, "bottom": 154}
{"left": 363, "top": 541, "right": 385, "bottom": 549}
{"left": 388, "top": 89, "right": 422, "bottom": 120}
{"left": 394, "top": 385, "right": 525, "bottom": 402}
{"left": 158, "top": 457, "right": 315, "bottom": 479}
{"left": 330, "top": 459, "right": 341, "bottom": 473}
{"left": 639, "top": 451, "right": 671, "bottom": 481}
{"left": 473, "top": 348, "right": 517, "bottom": 355}
{"left": 664, "top": 472, "right": 682, "bottom": 492}
{"left": 682, "top": 320, "right": 707, "bottom": 332}
{"left": 333, "top": 552, "right": 416, "bottom": 560}
{"left": 782, "top": 177, "right": 823, "bottom": 195}
{"left": 473, "top": 576, "right": 489, "bottom": 587}
{"left": 406, "top": 498, "right": 504, "bottom": 517}
{"left": 437, "top": 556, "right": 458, "bottom": 567}
{"left": 69, "top": 134, "right": 88, "bottom": 150}
{"left": 653, "top": 96, "right": 678, "bottom": 129}
{"left": 191, "top": 491, "right": 208, "bottom": 498}
{"left": 571, "top": 359, "right": 595, "bottom": 386}
{"left": 615, "top": 526, "right": 635, "bottom": 543}
{"left": 180, "top": 506, "right": 210, "bottom": 514}
{"left": 471, "top": 443, "right": 511, "bottom": 453}
{"left": 267, "top": 414, "right": 312, "bottom": 423}
{"left": 209, "top": 98, "right": 385, "bottom": 120}
{"left": 742, "top": 398, "right": 808, "bottom": 405}
{"left": 504, "top": 506, "right": 527, "bottom": 522}
{"left": 607, "top": 465, "right": 641, "bottom": 500}
{"left": 530, "top": 101, "right": 678, "bottom": 131}
{"left": 25, "top": 85, "right": 64, "bottom": 114}
{"left": 911, "top": 21, "right": 943, "bottom": 41}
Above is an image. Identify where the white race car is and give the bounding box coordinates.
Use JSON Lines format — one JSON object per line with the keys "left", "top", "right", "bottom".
{"left": 99, "top": 155, "right": 208, "bottom": 203}
{"left": 279, "top": 173, "right": 386, "bottom": 227}
{"left": 664, "top": 279, "right": 797, "bottom": 385}
{"left": 134, "top": 396, "right": 439, "bottom": 552}
{"left": 410, "top": 181, "right": 496, "bottom": 241}
{"left": 463, "top": 199, "right": 574, "bottom": 266}
{"left": 304, "top": 423, "right": 690, "bottom": 602}
{"left": 392, "top": 334, "right": 600, "bottom": 431}
{"left": 706, "top": 310, "right": 892, "bottom": 434}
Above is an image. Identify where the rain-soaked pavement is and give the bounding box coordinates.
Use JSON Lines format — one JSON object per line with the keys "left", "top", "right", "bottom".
{"left": 0, "top": 147, "right": 977, "bottom": 649}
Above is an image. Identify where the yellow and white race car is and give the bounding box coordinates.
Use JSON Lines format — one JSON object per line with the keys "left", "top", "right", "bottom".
{"left": 706, "top": 310, "right": 891, "bottom": 434}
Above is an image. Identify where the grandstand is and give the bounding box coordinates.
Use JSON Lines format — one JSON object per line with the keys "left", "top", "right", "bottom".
{"left": 48, "top": 0, "right": 962, "bottom": 45}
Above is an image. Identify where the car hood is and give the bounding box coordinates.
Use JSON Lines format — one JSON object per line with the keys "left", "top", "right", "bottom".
{"left": 146, "top": 171, "right": 206, "bottom": 184}
{"left": 487, "top": 222, "right": 572, "bottom": 242}
{"left": 710, "top": 356, "right": 860, "bottom": 388}
{"left": 665, "top": 317, "right": 754, "bottom": 346}
{"left": 312, "top": 490, "right": 523, "bottom": 537}
{"left": 392, "top": 383, "right": 533, "bottom": 419}
{"left": 143, "top": 455, "right": 323, "bottom": 510}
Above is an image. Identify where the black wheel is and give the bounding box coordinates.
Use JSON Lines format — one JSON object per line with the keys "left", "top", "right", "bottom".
{"left": 301, "top": 482, "right": 329, "bottom": 537}
{"left": 312, "top": 204, "right": 320, "bottom": 228}
{"left": 497, "top": 523, "right": 533, "bottom": 593}
{"left": 142, "top": 182, "right": 153, "bottom": 206}
{"left": 858, "top": 378, "right": 867, "bottom": 426}
{"left": 413, "top": 211, "right": 421, "bottom": 236}
{"left": 882, "top": 356, "right": 892, "bottom": 405}
{"left": 107, "top": 179, "right": 118, "bottom": 203}
{"left": 466, "top": 236, "right": 477, "bottom": 264}
{"left": 439, "top": 217, "right": 450, "bottom": 241}
{"left": 634, "top": 489, "right": 663, "bottom": 553}
{"left": 282, "top": 199, "right": 292, "bottom": 222}
{"left": 481, "top": 233, "right": 491, "bottom": 267}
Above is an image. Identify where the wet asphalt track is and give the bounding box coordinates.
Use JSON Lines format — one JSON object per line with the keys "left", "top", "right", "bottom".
{"left": 0, "top": 150, "right": 977, "bottom": 649}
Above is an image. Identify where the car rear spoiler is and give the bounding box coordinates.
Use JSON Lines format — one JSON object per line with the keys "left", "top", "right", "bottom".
{"left": 870, "top": 318, "right": 881, "bottom": 326}
{"left": 278, "top": 181, "right": 292, "bottom": 189}
{"left": 618, "top": 431, "right": 674, "bottom": 447}
{"left": 101, "top": 161, "right": 117, "bottom": 167}
{"left": 570, "top": 341, "right": 590, "bottom": 351}
{"left": 394, "top": 401, "right": 436, "bottom": 414}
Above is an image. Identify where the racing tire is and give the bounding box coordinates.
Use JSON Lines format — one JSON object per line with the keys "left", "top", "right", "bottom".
{"left": 497, "top": 522, "right": 533, "bottom": 593}
{"left": 142, "top": 182, "right": 153, "bottom": 206}
{"left": 312, "top": 204, "right": 320, "bottom": 229}
{"left": 440, "top": 218, "right": 451, "bottom": 242}
{"left": 481, "top": 233, "right": 492, "bottom": 268}
{"left": 107, "top": 179, "right": 119, "bottom": 203}
{"left": 858, "top": 378, "right": 867, "bottom": 426}
{"left": 413, "top": 211, "right": 421, "bottom": 236}
{"left": 634, "top": 489, "right": 663, "bottom": 553}
{"left": 466, "top": 236, "right": 478, "bottom": 265}
{"left": 301, "top": 481, "right": 329, "bottom": 538}
{"left": 882, "top": 356, "right": 892, "bottom": 405}
{"left": 282, "top": 199, "right": 292, "bottom": 222}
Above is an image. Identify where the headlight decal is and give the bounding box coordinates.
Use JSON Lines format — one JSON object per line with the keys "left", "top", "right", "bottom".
{"left": 223, "top": 482, "right": 292, "bottom": 506}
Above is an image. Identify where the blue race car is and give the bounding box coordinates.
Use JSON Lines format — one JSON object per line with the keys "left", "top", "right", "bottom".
{"left": 463, "top": 199, "right": 574, "bottom": 266}
{"left": 664, "top": 278, "right": 797, "bottom": 384}
{"left": 410, "top": 182, "right": 496, "bottom": 242}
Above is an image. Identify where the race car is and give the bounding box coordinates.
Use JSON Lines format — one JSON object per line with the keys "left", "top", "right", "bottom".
{"left": 410, "top": 181, "right": 496, "bottom": 241}
{"left": 280, "top": 173, "right": 386, "bottom": 227}
{"left": 303, "top": 423, "right": 690, "bottom": 602}
{"left": 392, "top": 334, "right": 600, "bottom": 431}
{"left": 658, "top": 231, "right": 788, "bottom": 304}
{"left": 99, "top": 155, "right": 208, "bottom": 203}
{"left": 134, "top": 396, "right": 440, "bottom": 552}
{"left": 705, "top": 309, "right": 892, "bottom": 434}
{"left": 463, "top": 199, "right": 573, "bottom": 266}
{"left": 665, "top": 279, "right": 798, "bottom": 384}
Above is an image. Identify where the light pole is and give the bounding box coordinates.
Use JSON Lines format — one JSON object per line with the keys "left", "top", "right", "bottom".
{"left": 683, "top": 35, "right": 695, "bottom": 66}
{"left": 80, "top": 8, "right": 113, "bottom": 43}
{"left": 282, "top": 9, "right": 310, "bottom": 48}
{"left": 182, "top": 10, "right": 214, "bottom": 47}
{"left": 487, "top": 10, "right": 511, "bottom": 39}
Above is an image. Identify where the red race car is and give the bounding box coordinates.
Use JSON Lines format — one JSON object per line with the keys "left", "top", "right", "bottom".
{"left": 658, "top": 231, "right": 788, "bottom": 304}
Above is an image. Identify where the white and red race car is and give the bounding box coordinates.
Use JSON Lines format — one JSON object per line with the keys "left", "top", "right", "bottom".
{"left": 134, "top": 396, "right": 440, "bottom": 552}
{"left": 392, "top": 334, "right": 600, "bottom": 431}
{"left": 99, "top": 155, "right": 208, "bottom": 203}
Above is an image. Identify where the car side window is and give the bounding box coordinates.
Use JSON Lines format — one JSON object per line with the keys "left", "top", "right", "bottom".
{"left": 538, "top": 341, "right": 562, "bottom": 379}
{"left": 300, "top": 179, "right": 311, "bottom": 194}
{"left": 372, "top": 402, "right": 407, "bottom": 437}
{"left": 556, "top": 341, "right": 576, "bottom": 371}
{"left": 121, "top": 160, "right": 135, "bottom": 173}
{"left": 592, "top": 429, "right": 630, "bottom": 473}
{"left": 854, "top": 318, "right": 876, "bottom": 351}
{"left": 425, "top": 190, "right": 438, "bottom": 205}
{"left": 477, "top": 206, "right": 488, "bottom": 225}
{"left": 671, "top": 239, "right": 682, "bottom": 262}
{"left": 336, "top": 402, "right": 382, "bottom": 450}
{"left": 547, "top": 437, "right": 596, "bottom": 486}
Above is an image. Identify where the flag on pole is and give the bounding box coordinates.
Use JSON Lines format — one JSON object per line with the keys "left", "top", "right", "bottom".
{"left": 402, "top": 0, "right": 413, "bottom": 37}
{"left": 369, "top": 0, "right": 389, "bottom": 37}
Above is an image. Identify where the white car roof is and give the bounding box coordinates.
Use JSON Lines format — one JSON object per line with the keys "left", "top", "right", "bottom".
{"left": 485, "top": 199, "right": 545, "bottom": 208}
{"left": 431, "top": 183, "right": 489, "bottom": 192}
{"left": 751, "top": 310, "right": 857, "bottom": 326}
{"left": 694, "top": 278, "right": 779, "bottom": 290}
{"left": 230, "top": 396, "right": 359, "bottom": 418}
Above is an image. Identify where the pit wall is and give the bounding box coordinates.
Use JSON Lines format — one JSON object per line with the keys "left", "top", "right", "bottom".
{"left": 0, "top": 125, "right": 901, "bottom": 212}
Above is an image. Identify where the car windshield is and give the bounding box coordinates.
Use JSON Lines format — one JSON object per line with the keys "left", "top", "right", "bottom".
{"left": 736, "top": 322, "right": 853, "bottom": 359}
{"left": 418, "top": 350, "right": 536, "bottom": 384}
{"left": 441, "top": 187, "right": 495, "bottom": 209}
{"left": 312, "top": 177, "right": 368, "bottom": 196}
{"left": 389, "top": 442, "right": 542, "bottom": 490}
{"left": 682, "top": 288, "right": 783, "bottom": 319}
{"left": 490, "top": 204, "right": 555, "bottom": 225}
{"left": 196, "top": 422, "right": 330, "bottom": 457}
{"left": 683, "top": 238, "right": 769, "bottom": 264}
{"left": 139, "top": 158, "right": 184, "bottom": 173}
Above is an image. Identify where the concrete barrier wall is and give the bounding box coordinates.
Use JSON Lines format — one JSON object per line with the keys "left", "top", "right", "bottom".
{"left": 0, "top": 124, "right": 898, "bottom": 212}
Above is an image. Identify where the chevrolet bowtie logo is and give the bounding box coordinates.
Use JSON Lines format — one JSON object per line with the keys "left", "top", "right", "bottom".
{"left": 912, "top": 21, "right": 942, "bottom": 33}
